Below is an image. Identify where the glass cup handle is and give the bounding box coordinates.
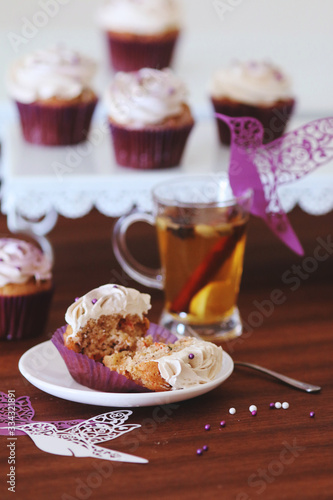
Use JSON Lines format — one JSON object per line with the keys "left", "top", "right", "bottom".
{"left": 112, "top": 211, "right": 163, "bottom": 290}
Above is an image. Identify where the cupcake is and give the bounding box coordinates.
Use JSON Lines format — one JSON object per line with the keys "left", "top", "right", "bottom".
{"left": 0, "top": 238, "right": 53, "bottom": 340}
{"left": 63, "top": 284, "right": 151, "bottom": 362}
{"left": 210, "top": 61, "right": 296, "bottom": 145}
{"left": 6, "top": 45, "right": 98, "bottom": 146}
{"left": 52, "top": 284, "right": 223, "bottom": 392}
{"left": 105, "top": 67, "right": 194, "bottom": 169}
{"left": 96, "top": 0, "right": 181, "bottom": 72}
{"left": 104, "top": 337, "right": 223, "bottom": 392}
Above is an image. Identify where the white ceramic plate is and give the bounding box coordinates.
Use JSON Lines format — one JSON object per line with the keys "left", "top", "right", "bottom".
{"left": 18, "top": 340, "right": 234, "bottom": 407}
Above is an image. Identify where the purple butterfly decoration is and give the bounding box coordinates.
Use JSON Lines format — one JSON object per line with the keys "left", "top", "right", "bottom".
{"left": 217, "top": 114, "right": 333, "bottom": 255}
{"left": 0, "top": 392, "right": 83, "bottom": 436}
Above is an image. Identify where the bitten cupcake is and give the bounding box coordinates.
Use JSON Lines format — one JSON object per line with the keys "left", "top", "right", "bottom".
{"left": 6, "top": 45, "right": 98, "bottom": 146}
{"left": 63, "top": 284, "right": 152, "bottom": 362}
{"left": 0, "top": 238, "right": 53, "bottom": 340}
{"left": 210, "top": 60, "right": 295, "bottom": 145}
{"left": 105, "top": 67, "right": 194, "bottom": 169}
{"left": 96, "top": 0, "right": 181, "bottom": 72}
{"left": 52, "top": 284, "right": 223, "bottom": 393}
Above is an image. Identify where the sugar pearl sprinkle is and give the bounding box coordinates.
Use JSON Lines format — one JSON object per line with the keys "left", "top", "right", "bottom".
{"left": 91, "top": 298, "right": 97, "bottom": 304}
{"left": 188, "top": 353, "right": 195, "bottom": 360}
{"left": 196, "top": 403, "right": 315, "bottom": 456}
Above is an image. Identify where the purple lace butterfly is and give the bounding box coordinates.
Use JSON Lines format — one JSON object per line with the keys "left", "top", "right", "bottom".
{"left": 217, "top": 114, "right": 333, "bottom": 255}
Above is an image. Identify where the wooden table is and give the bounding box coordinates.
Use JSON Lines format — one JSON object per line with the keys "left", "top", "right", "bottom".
{"left": 0, "top": 207, "right": 332, "bottom": 500}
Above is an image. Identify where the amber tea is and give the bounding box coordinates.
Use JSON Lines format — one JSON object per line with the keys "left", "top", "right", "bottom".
{"left": 156, "top": 206, "right": 248, "bottom": 325}
{"left": 113, "top": 174, "right": 252, "bottom": 340}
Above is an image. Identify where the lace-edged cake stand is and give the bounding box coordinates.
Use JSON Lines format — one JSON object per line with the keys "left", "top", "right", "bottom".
{"left": 1, "top": 115, "right": 333, "bottom": 257}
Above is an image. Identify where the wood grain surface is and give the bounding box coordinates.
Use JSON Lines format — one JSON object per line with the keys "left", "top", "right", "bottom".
{"left": 0, "top": 207, "right": 332, "bottom": 500}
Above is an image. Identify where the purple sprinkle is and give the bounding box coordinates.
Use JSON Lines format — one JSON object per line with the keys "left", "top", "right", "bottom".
{"left": 197, "top": 448, "right": 203, "bottom": 456}
{"left": 91, "top": 299, "right": 97, "bottom": 304}
{"left": 0, "top": 258, "right": 3, "bottom": 262}
{"left": 74, "top": 297, "right": 80, "bottom": 302}
{"left": 113, "top": 285, "right": 119, "bottom": 289}
{"left": 309, "top": 411, "right": 315, "bottom": 418}
{"left": 219, "top": 421, "right": 226, "bottom": 428}
{"left": 16, "top": 266, "right": 21, "bottom": 271}
{"left": 269, "top": 402, "right": 275, "bottom": 409}
{"left": 188, "top": 353, "right": 195, "bottom": 360}
{"left": 251, "top": 410, "right": 257, "bottom": 416}
{"left": 203, "top": 445, "right": 209, "bottom": 452}
{"left": 204, "top": 424, "right": 211, "bottom": 431}
{"left": 274, "top": 71, "right": 284, "bottom": 81}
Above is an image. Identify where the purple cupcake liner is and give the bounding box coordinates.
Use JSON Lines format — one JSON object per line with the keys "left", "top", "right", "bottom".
{"left": 16, "top": 98, "right": 98, "bottom": 146}
{"left": 52, "top": 323, "right": 177, "bottom": 393}
{"left": 0, "top": 287, "right": 53, "bottom": 341}
{"left": 106, "top": 33, "right": 179, "bottom": 72}
{"left": 109, "top": 121, "right": 194, "bottom": 169}
{"left": 211, "top": 97, "right": 295, "bottom": 145}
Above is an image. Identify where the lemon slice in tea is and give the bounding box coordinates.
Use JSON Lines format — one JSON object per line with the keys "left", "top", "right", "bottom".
{"left": 189, "top": 281, "right": 235, "bottom": 318}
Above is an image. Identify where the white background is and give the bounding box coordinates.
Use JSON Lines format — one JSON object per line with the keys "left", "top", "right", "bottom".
{"left": 0, "top": 0, "right": 332, "bottom": 116}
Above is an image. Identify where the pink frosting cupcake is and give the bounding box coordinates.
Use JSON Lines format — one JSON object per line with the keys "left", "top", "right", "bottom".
{"left": 6, "top": 45, "right": 98, "bottom": 146}
{"left": 0, "top": 237, "right": 53, "bottom": 340}
{"left": 210, "top": 60, "right": 296, "bottom": 145}
{"left": 105, "top": 67, "right": 194, "bottom": 169}
{"left": 96, "top": 0, "right": 181, "bottom": 72}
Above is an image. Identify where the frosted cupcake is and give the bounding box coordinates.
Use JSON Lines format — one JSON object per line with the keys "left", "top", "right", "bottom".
{"left": 63, "top": 284, "right": 151, "bottom": 362}
{"left": 52, "top": 284, "right": 223, "bottom": 392}
{"left": 105, "top": 68, "right": 194, "bottom": 169}
{"left": 7, "top": 45, "right": 98, "bottom": 146}
{"left": 0, "top": 238, "right": 53, "bottom": 340}
{"left": 96, "top": 0, "right": 181, "bottom": 72}
{"left": 104, "top": 337, "right": 223, "bottom": 391}
{"left": 210, "top": 61, "right": 295, "bottom": 144}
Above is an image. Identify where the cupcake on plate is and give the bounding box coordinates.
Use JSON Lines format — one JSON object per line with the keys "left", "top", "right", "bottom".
{"left": 104, "top": 336, "right": 223, "bottom": 392}
{"left": 105, "top": 67, "right": 195, "bottom": 169}
{"left": 6, "top": 45, "right": 98, "bottom": 146}
{"left": 210, "top": 60, "right": 296, "bottom": 145}
{"left": 0, "top": 237, "right": 53, "bottom": 340}
{"left": 52, "top": 284, "right": 223, "bottom": 392}
{"left": 96, "top": 0, "right": 181, "bottom": 72}
{"left": 63, "top": 284, "right": 152, "bottom": 362}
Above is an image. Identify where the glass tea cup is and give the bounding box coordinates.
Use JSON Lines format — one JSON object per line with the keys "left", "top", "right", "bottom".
{"left": 113, "top": 174, "right": 252, "bottom": 341}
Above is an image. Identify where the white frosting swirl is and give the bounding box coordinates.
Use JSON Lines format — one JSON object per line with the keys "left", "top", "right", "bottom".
{"left": 65, "top": 284, "right": 151, "bottom": 339}
{"left": 96, "top": 0, "right": 181, "bottom": 35}
{"left": 105, "top": 68, "right": 188, "bottom": 127}
{"left": 0, "top": 238, "right": 52, "bottom": 287}
{"left": 7, "top": 45, "right": 97, "bottom": 104}
{"left": 210, "top": 61, "right": 293, "bottom": 106}
{"left": 157, "top": 338, "right": 223, "bottom": 390}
